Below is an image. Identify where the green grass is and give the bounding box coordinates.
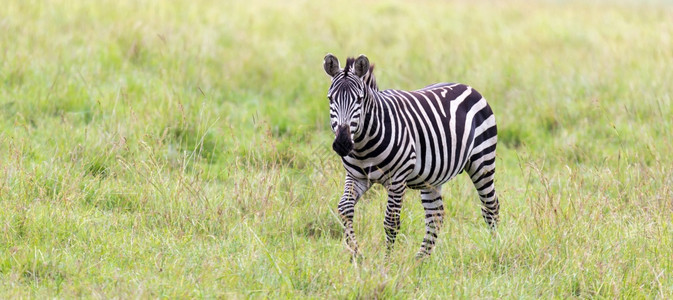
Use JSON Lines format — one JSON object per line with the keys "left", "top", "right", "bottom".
{"left": 1, "top": 0, "right": 672, "bottom": 297}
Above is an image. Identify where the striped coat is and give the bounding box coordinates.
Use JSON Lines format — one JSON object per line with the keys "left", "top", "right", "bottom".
{"left": 324, "top": 54, "right": 499, "bottom": 258}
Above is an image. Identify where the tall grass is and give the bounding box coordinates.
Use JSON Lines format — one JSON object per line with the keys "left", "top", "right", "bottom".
{"left": 1, "top": 0, "right": 672, "bottom": 297}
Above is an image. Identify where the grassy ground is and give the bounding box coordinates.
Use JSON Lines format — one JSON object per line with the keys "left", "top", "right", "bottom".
{"left": 1, "top": 0, "right": 672, "bottom": 297}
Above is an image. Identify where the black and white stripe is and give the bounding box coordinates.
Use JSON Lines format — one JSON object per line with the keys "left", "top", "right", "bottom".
{"left": 323, "top": 54, "right": 499, "bottom": 258}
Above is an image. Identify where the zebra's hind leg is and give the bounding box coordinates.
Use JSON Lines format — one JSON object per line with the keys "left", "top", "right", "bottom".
{"left": 416, "top": 186, "right": 445, "bottom": 258}
{"left": 466, "top": 158, "right": 500, "bottom": 231}
{"left": 338, "top": 175, "right": 371, "bottom": 258}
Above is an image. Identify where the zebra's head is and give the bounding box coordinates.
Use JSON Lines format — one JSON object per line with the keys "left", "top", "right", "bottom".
{"left": 323, "top": 53, "right": 371, "bottom": 157}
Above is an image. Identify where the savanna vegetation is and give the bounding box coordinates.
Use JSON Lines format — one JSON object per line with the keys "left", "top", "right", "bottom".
{"left": 1, "top": 0, "right": 672, "bottom": 297}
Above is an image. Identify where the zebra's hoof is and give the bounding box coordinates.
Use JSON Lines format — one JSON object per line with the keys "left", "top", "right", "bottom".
{"left": 414, "top": 251, "right": 430, "bottom": 260}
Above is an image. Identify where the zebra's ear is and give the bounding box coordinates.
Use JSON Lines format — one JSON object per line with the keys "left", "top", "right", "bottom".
{"left": 324, "top": 53, "right": 340, "bottom": 77}
{"left": 354, "top": 55, "right": 369, "bottom": 78}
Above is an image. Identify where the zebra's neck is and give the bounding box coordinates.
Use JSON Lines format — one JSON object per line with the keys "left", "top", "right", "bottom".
{"left": 352, "top": 90, "right": 386, "bottom": 147}
{"left": 352, "top": 66, "right": 386, "bottom": 149}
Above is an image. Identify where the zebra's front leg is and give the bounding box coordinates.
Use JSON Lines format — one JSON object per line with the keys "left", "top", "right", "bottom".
{"left": 383, "top": 180, "right": 406, "bottom": 251}
{"left": 417, "top": 187, "right": 445, "bottom": 258}
{"left": 337, "top": 175, "right": 371, "bottom": 257}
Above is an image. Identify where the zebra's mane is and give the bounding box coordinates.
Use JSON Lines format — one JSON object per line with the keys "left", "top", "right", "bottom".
{"left": 364, "top": 64, "right": 378, "bottom": 91}
{"left": 342, "top": 57, "right": 378, "bottom": 91}
{"left": 344, "top": 57, "right": 379, "bottom": 92}
{"left": 343, "top": 57, "right": 356, "bottom": 76}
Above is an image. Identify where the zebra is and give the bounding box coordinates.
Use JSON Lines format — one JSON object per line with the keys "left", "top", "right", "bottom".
{"left": 323, "top": 53, "right": 500, "bottom": 258}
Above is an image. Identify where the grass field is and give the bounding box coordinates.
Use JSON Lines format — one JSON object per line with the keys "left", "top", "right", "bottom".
{"left": 1, "top": 0, "right": 673, "bottom": 297}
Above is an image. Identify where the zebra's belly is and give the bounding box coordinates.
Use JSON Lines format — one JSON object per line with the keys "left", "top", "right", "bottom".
{"left": 342, "top": 154, "right": 468, "bottom": 189}
{"left": 404, "top": 170, "right": 461, "bottom": 190}
{"left": 404, "top": 154, "right": 470, "bottom": 190}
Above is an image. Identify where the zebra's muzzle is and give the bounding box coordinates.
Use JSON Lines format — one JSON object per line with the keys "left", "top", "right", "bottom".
{"left": 333, "top": 125, "right": 353, "bottom": 157}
